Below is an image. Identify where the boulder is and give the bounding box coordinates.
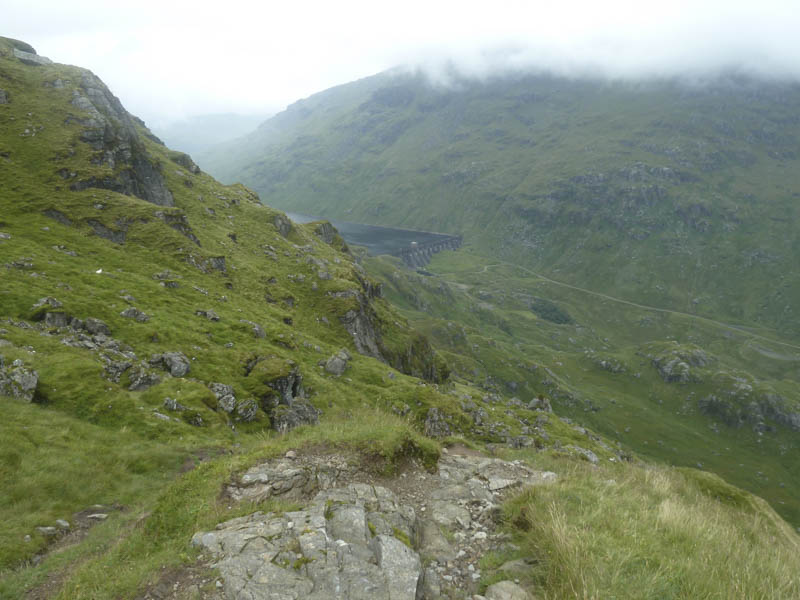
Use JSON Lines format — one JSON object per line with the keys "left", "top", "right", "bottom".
{"left": 127, "top": 367, "right": 160, "bottom": 391}
{"left": 234, "top": 398, "right": 258, "bottom": 422}
{"left": 271, "top": 400, "right": 320, "bottom": 433}
{"left": 120, "top": 307, "right": 150, "bottom": 322}
{"left": 150, "top": 352, "right": 190, "bottom": 377}
{"left": 194, "top": 309, "right": 220, "bottom": 321}
{"left": 13, "top": 48, "right": 53, "bottom": 66}
{"left": 84, "top": 317, "right": 111, "bottom": 336}
{"left": 209, "top": 382, "right": 236, "bottom": 413}
{"left": 239, "top": 319, "right": 265, "bottom": 338}
{"left": 485, "top": 580, "right": 531, "bottom": 600}
{"left": 273, "top": 214, "right": 293, "bottom": 237}
{"left": 0, "top": 358, "right": 39, "bottom": 402}
{"left": 324, "top": 348, "right": 351, "bottom": 376}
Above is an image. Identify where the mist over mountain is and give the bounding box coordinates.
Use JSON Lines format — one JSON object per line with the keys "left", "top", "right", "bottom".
{"left": 152, "top": 112, "right": 269, "bottom": 157}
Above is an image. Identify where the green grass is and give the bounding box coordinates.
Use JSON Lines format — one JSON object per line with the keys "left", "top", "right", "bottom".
{"left": 362, "top": 249, "right": 800, "bottom": 527}
{"left": 501, "top": 459, "right": 800, "bottom": 599}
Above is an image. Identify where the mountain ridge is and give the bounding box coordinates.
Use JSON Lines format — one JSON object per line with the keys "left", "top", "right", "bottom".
{"left": 201, "top": 69, "right": 800, "bottom": 339}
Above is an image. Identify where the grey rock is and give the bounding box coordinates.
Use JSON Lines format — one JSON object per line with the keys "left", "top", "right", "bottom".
{"left": 273, "top": 214, "right": 293, "bottom": 237}
{"left": 430, "top": 501, "right": 471, "bottom": 530}
{"left": 55, "top": 519, "right": 70, "bottom": 530}
{"left": 84, "top": 317, "right": 111, "bottom": 336}
{"left": 43, "top": 311, "right": 71, "bottom": 328}
{"left": 418, "top": 518, "right": 456, "bottom": 561}
{"left": 42, "top": 209, "right": 72, "bottom": 226}
{"left": 13, "top": 48, "right": 52, "bottom": 66}
{"left": 212, "top": 451, "right": 559, "bottom": 597}
{"left": 0, "top": 359, "right": 39, "bottom": 402}
{"left": 234, "top": 398, "right": 258, "bottom": 422}
{"left": 527, "top": 397, "right": 552, "bottom": 412}
{"left": 36, "top": 526, "right": 58, "bottom": 537}
{"left": 195, "top": 309, "right": 220, "bottom": 321}
{"left": 424, "top": 407, "right": 451, "bottom": 438}
{"left": 154, "top": 210, "right": 200, "bottom": 245}
{"left": 239, "top": 319, "right": 266, "bottom": 338}
{"left": 120, "top": 307, "right": 150, "bottom": 322}
{"left": 87, "top": 219, "right": 126, "bottom": 244}
{"left": 0, "top": 89, "right": 8, "bottom": 104}
{"left": 485, "top": 580, "right": 531, "bottom": 600}
{"left": 324, "top": 348, "right": 352, "bottom": 376}
{"left": 163, "top": 397, "right": 187, "bottom": 412}
{"left": 194, "top": 483, "right": 421, "bottom": 600}
{"left": 210, "top": 383, "right": 236, "bottom": 413}
{"left": 152, "top": 352, "right": 190, "bottom": 377}
{"left": 271, "top": 399, "right": 320, "bottom": 433}
{"left": 313, "top": 221, "right": 336, "bottom": 244}
{"left": 32, "top": 297, "right": 62, "bottom": 310}
{"left": 86, "top": 513, "right": 108, "bottom": 520}
{"left": 229, "top": 455, "right": 356, "bottom": 503}
{"left": 370, "top": 534, "right": 422, "bottom": 600}
{"left": 339, "top": 300, "right": 383, "bottom": 360}
{"left": 127, "top": 366, "right": 160, "bottom": 391}
{"left": 69, "top": 71, "right": 173, "bottom": 207}
{"left": 566, "top": 445, "right": 599, "bottom": 464}
{"left": 103, "top": 360, "right": 131, "bottom": 383}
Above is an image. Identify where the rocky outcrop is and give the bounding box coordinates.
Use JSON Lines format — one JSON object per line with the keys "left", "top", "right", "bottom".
{"left": 0, "top": 356, "right": 39, "bottom": 402}
{"left": 651, "top": 345, "right": 712, "bottom": 384}
{"left": 423, "top": 407, "right": 451, "bottom": 438}
{"left": 194, "top": 484, "right": 421, "bottom": 600}
{"left": 332, "top": 276, "right": 448, "bottom": 383}
{"left": 120, "top": 307, "right": 150, "bottom": 322}
{"left": 323, "top": 348, "right": 351, "bottom": 376}
{"left": 13, "top": 48, "right": 52, "bottom": 67}
{"left": 273, "top": 214, "right": 293, "bottom": 237}
{"left": 154, "top": 210, "right": 200, "bottom": 245}
{"left": 198, "top": 451, "right": 556, "bottom": 600}
{"left": 149, "top": 352, "right": 191, "bottom": 377}
{"left": 68, "top": 71, "right": 174, "bottom": 206}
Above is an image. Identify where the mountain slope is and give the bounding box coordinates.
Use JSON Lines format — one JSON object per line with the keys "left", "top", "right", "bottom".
{"left": 202, "top": 70, "right": 800, "bottom": 339}
{"left": 2, "top": 37, "right": 800, "bottom": 600}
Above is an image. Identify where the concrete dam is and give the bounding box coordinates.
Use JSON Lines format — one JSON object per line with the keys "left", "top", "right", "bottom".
{"left": 287, "top": 212, "right": 462, "bottom": 267}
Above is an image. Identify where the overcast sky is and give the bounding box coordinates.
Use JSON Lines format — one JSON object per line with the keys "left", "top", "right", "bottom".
{"left": 5, "top": 0, "right": 800, "bottom": 126}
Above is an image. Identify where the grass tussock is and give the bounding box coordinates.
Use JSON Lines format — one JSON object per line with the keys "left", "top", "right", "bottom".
{"left": 504, "top": 462, "right": 800, "bottom": 599}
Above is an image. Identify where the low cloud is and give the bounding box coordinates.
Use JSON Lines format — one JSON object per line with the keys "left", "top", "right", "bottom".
{"left": 5, "top": 0, "right": 799, "bottom": 124}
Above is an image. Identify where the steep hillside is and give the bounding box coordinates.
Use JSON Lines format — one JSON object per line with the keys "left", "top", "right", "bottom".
{"left": 202, "top": 70, "right": 800, "bottom": 339}
{"left": 2, "top": 37, "right": 800, "bottom": 600}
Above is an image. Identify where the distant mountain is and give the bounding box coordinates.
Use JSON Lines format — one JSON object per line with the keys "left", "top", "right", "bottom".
{"left": 202, "top": 70, "right": 800, "bottom": 339}
{"left": 152, "top": 112, "right": 269, "bottom": 157}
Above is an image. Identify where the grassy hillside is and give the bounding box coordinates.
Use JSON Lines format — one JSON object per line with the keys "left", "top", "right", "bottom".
{"left": 2, "top": 37, "right": 799, "bottom": 599}
{"left": 364, "top": 249, "right": 800, "bottom": 527}
{"left": 201, "top": 70, "right": 800, "bottom": 339}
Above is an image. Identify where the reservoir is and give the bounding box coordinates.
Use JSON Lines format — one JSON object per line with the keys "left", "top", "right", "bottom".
{"left": 286, "top": 212, "right": 460, "bottom": 261}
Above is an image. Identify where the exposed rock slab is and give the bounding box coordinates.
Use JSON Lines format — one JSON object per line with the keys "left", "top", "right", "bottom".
{"left": 194, "top": 484, "right": 421, "bottom": 600}
{"left": 202, "top": 450, "right": 556, "bottom": 599}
